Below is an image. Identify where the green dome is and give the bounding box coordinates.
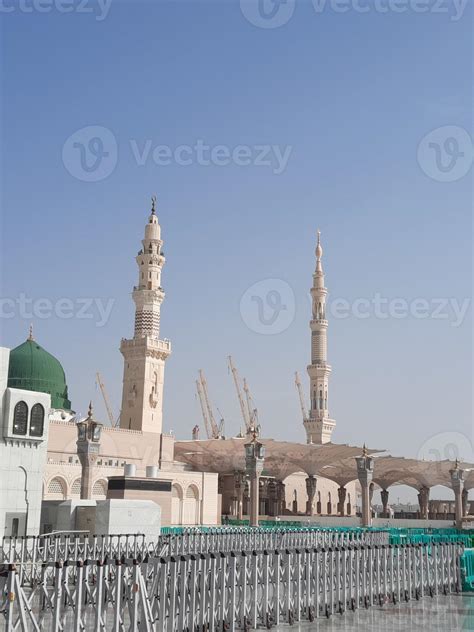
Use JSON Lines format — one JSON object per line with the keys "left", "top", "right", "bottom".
{"left": 7, "top": 338, "right": 71, "bottom": 410}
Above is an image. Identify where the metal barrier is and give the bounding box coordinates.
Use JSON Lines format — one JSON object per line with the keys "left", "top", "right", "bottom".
{"left": 1, "top": 542, "right": 463, "bottom": 631}
{"left": 160, "top": 527, "right": 389, "bottom": 556}
{"left": 0, "top": 534, "right": 153, "bottom": 585}
{"left": 0, "top": 528, "right": 388, "bottom": 568}
{"left": 461, "top": 548, "right": 474, "bottom": 591}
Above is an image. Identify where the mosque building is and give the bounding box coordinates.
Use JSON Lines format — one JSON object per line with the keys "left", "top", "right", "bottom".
{"left": 3, "top": 199, "right": 359, "bottom": 534}
{"left": 0, "top": 341, "right": 51, "bottom": 536}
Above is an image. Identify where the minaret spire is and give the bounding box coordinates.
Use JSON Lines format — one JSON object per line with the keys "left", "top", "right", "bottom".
{"left": 28, "top": 323, "right": 34, "bottom": 341}
{"left": 303, "top": 230, "right": 336, "bottom": 444}
{"left": 315, "top": 230, "right": 324, "bottom": 280}
{"left": 119, "top": 198, "right": 172, "bottom": 433}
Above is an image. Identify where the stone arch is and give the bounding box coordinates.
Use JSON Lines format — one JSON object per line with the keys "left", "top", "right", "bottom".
{"left": 172, "top": 483, "right": 184, "bottom": 499}
{"left": 182, "top": 484, "right": 200, "bottom": 525}
{"left": 171, "top": 483, "right": 184, "bottom": 525}
{"left": 92, "top": 479, "right": 108, "bottom": 499}
{"left": 185, "top": 484, "right": 199, "bottom": 500}
{"left": 13, "top": 401, "right": 28, "bottom": 435}
{"left": 70, "top": 478, "right": 82, "bottom": 497}
{"left": 46, "top": 476, "right": 67, "bottom": 500}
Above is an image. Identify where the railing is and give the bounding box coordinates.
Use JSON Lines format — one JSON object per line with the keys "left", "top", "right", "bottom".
{"left": 0, "top": 529, "right": 388, "bottom": 582}
{"left": 1, "top": 542, "right": 463, "bottom": 631}
{"left": 0, "top": 534, "right": 152, "bottom": 584}
{"left": 3, "top": 527, "right": 469, "bottom": 571}
{"left": 160, "top": 527, "right": 390, "bottom": 556}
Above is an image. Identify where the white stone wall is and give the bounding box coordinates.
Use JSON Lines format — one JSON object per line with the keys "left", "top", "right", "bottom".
{"left": 152, "top": 470, "right": 219, "bottom": 526}
{"left": 0, "top": 347, "right": 51, "bottom": 536}
{"left": 95, "top": 500, "right": 161, "bottom": 540}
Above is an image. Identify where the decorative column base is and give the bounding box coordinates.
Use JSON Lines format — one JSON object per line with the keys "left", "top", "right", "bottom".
{"left": 417, "top": 486, "right": 430, "bottom": 520}
{"left": 450, "top": 462, "right": 465, "bottom": 530}
{"left": 305, "top": 476, "right": 317, "bottom": 516}
{"left": 381, "top": 489, "right": 389, "bottom": 518}
{"left": 462, "top": 488, "right": 468, "bottom": 518}
{"left": 338, "top": 486, "right": 347, "bottom": 517}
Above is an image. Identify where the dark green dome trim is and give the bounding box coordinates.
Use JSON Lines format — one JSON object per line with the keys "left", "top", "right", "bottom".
{"left": 7, "top": 339, "right": 71, "bottom": 410}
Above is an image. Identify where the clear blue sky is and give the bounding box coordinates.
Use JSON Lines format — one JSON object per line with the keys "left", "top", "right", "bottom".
{"left": 1, "top": 1, "right": 472, "bottom": 500}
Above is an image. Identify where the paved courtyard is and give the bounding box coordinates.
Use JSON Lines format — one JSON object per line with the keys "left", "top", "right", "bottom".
{"left": 288, "top": 595, "right": 474, "bottom": 631}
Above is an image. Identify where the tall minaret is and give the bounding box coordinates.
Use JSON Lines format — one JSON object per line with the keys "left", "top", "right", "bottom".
{"left": 119, "top": 197, "right": 171, "bottom": 433}
{"left": 304, "top": 231, "right": 336, "bottom": 444}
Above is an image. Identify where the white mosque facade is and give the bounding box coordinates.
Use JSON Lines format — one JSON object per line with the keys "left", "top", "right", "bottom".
{"left": 0, "top": 346, "right": 51, "bottom": 536}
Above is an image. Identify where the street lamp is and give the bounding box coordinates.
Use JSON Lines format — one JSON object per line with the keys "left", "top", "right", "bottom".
{"left": 355, "top": 444, "right": 374, "bottom": 527}
{"left": 76, "top": 402, "right": 103, "bottom": 500}
{"left": 244, "top": 426, "right": 265, "bottom": 527}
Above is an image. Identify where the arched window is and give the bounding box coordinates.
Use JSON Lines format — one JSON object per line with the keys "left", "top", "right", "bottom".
{"left": 172, "top": 484, "right": 183, "bottom": 499}
{"left": 30, "top": 403, "right": 45, "bottom": 437}
{"left": 92, "top": 480, "right": 107, "bottom": 499}
{"left": 13, "top": 401, "right": 28, "bottom": 435}
{"left": 47, "top": 477, "right": 66, "bottom": 500}
{"left": 71, "top": 479, "right": 82, "bottom": 496}
{"left": 186, "top": 485, "right": 199, "bottom": 500}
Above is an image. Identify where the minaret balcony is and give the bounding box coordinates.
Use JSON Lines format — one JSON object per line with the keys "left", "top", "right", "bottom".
{"left": 120, "top": 336, "right": 172, "bottom": 356}
{"left": 307, "top": 363, "right": 332, "bottom": 377}
{"left": 310, "top": 319, "right": 328, "bottom": 327}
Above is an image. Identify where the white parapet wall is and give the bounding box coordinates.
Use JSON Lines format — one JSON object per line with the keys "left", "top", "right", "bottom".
{"left": 372, "top": 517, "right": 457, "bottom": 529}
{"left": 278, "top": 515, "right": 362, "bottom": 528}
{"left": 56, "top": 500, "right": 97, "bottom": 533}
{"left": 95, "top": 500, "right": 161, "bottom": 541}
{"left": 278, "top": 515, "right": 461, "bottom": 530}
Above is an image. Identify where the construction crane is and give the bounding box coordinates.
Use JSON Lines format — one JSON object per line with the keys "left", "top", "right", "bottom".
{"left": 242, "top": 377, "right": 259, "bottom": 431}
{"left": 196, "top": 378, "right": 213, "bottom": 439}
{"left": 216, "top": 408, "right": 225, "bottom": 437}
{"left": 227, "top": 356, "right": 251, "bottom": 431}
{"left": 295, "top": 371, "right": 309, "bottom": 422}
{"left": 198, "top": 370, "right": 224, "bottom": 439}
{"left": 96, "top": 372, "right": 119, "bottom": 427}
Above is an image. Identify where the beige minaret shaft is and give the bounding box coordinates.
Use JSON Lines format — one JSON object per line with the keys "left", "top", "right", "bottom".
{"left": 304, "top": 231, "right": 336, "bottom": 444}
{"left": 119, "top": 198, "right": 171, "bottom": 433}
